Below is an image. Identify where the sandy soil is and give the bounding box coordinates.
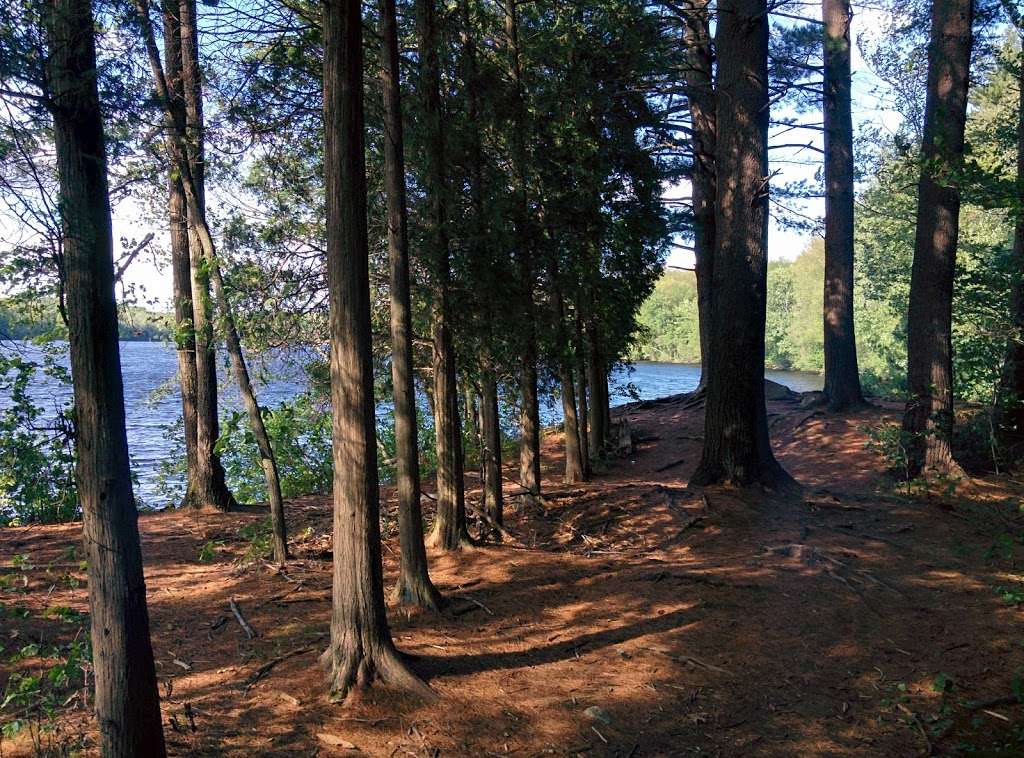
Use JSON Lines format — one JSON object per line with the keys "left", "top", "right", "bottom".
{"left": 2, "top": 394, "right": 1024, "bottom": 757}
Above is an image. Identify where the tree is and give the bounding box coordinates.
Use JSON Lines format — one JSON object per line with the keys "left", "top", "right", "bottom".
{"left": 418, "top": 0, "right": 471, "bottom": 550}
{"left": 996, "top": 27, "right": 1024, "bottom": 458}
{"left": 319, "top": 0, "right": 431, "bottom": 700}
{"left": 690, "top": 0, "right": 796, "bottom": 490}
{"left": 901, "top": 0, "right": 975, "bottom": 476}
{"left": 162, "top": 0, "right": 202, "bottom": 508}
{"left": 680, "top": 0, "right": 716, "bottom": 390}
{"left": 821, "top": 0, "right": 864, "bottom": 410}
{"left": 134, "top": 0, "right": 289, "bottom": 560}
{"left": 381, "top": 0, "right": 443, "bottom": 608}
{"left": 44, "top": 0, "right": 166, "bottom": 751}
{"left": 176, "top": 0, "right": 236, "bottom": 512}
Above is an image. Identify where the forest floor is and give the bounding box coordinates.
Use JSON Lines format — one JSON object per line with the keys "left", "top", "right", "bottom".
{"left": 3, "top": 392, "right": 1024, "bottom": 757}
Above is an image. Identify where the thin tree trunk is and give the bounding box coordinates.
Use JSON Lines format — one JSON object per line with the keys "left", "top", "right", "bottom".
{"left": 901, "top": 0, "right": 974, "bottom": 477}
{"left": 162, "top": 0, "right": 200, "bottom": 508}
{"left": 380, "top": 0, "right": 442, "bottom": 608}
{"left": 179, "top": 0, "right": 286, "bottom": 557}
{"left": 176, "top": 0, "right": 234, "bottom": 512}
{"left": 418, "top": 0, "right": 470, "bottom": 549}
{"left": 690, "top": 0, "right": 796, "bottom": 490}
{"left": 480, "top": 365, "right": 503, "bottom": 536}
{"left": 996, "top": 35, "right": 1024, "bottom": 460}
{"left": 681, "top": 0, "right": 716, "bottom": 390}
{"left": 503, "top": 0, "right": 542, "bottom": 501}
{"left": 586, "top": 327, "right": 606, "bottom": 457}
{"left": 136, "top": 0, "right": 287, "bottom": 559}
{"left": 575, "top": 313, "right": 590, "bottom": 475}
{"left": 319, "top": 0, "right": 431, "bottom": 701}
{"left": 552, "top": 280, "right": 584, "bottom": 483}
{"left": 45, "top": 1, "right": 166, "bottom": 752}
{"left": 822, "top": 0, "right": 864, "bottom": 410}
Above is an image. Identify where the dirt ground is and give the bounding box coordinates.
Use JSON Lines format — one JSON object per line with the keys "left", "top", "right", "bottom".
{"left": 3, "top": 393, "right": 1024, "bottom": 757}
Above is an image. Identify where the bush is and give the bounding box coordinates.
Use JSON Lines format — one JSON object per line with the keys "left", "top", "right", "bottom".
{"left": 0, "top": 353, "right": 77, "bottom": 525}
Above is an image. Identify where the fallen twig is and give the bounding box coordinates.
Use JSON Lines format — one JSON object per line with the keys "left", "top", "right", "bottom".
{"left": 229, "top": 598, "right": 257, "bottom": 639}
{"left": 243, "top": 635, "right": 327, "bottom": 692}
{"left": 655, "top": 457, "right": 687, "bottom": 473}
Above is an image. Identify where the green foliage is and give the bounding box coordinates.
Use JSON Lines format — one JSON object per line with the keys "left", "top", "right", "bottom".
{"left": 215, "top": 394, "right": 334, "bottom": 503}
{"left": 0, "top": 353, "right": 77, "bottom": 525}
{"left": 0, "top": 298, "right": 173, "bottom": 342}
{"left": 634, "top": 270, "right": 700, "bottom": 363}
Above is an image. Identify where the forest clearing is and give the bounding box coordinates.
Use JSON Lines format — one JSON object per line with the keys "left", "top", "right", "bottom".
{"left": 3, "top": 394, "right": 1024, "bottom": 757}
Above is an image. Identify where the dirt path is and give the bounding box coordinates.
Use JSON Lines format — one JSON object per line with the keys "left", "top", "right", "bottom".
{"left": 2, "top": 396, "right": 1024, "bottom": 756}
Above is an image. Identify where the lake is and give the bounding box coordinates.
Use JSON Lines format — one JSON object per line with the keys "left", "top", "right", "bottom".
{"left": 0, "top": 341, "right": 822, "bottom": 507}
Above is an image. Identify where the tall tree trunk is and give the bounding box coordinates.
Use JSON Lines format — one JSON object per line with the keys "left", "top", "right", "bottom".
{"left": 319, "top": 0, "right": 431, "bottom": 701}
{"left": 418, "top": 0, "right": 470, "bottom": 550}
{"left": 901, "top": 0, "right": 974, "bottom": 477}
{"left": 996, "top": 35, "right": 1024, "bottom": 460}
{"left": 44, "top": 1, "right": 167, "bottom": 752}
{"left": 380, "top": 0, "right": 442, "bottom": 608}
{"left": 681, "top": 0, "right": 716, "bottom": 390}
{"left": 162, "top": 0, "right": 200, "bottom": 508}
{"left": 586, "top": 326, "right": 606, "bottom": 457}
{"left": 575, "top": 313, "right": 590, "bottom": 474}
{"left": 480, "top": 365, "right": 503, "bottom": 535}
{"left": 136, "top": 0, "right": 287, "bottom": 559}
{"left": 690, "top": 0, "right": 796, "bottom": 490}
{"left": 552, "top": 280, "right": 584, "bottom": 483}
{"left": 822, "top": 0, "right": 865, "bottom": 410}
{"left": 504, "top": 0, "right": 542, "bottom": 502}
{"left": 176, "top": 0, "right": 234, "bottom": 512}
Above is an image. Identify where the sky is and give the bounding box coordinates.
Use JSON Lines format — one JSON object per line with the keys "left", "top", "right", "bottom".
{"left": 95, "top": 3, "right": 906, "bottom": 307}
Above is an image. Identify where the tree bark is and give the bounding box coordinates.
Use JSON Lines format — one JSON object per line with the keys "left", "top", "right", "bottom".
{"left": 503, "top": 0, "right": 542, "bottom": 502}
{"left": 996, "top": 35, "right": 1024, "bottom": 460}
{"left": 575, "top": 313, "right": 590, "bottom": 475}
{"left": 480, "top": 365, "right": 503, "bottom": 535}
{"left": 162, "top": 0, "right": 200, "bottom": 508}
{"left": 44, "top": 1, "right": 167, "bottom": 752}
{"left": 586, "top": 327, "right": 606, "bottom": 457}
{"left": 552, "top": 281, "right": 584, "bottom": 483}
{"left": 319, "top": 0, "right": 431, "bottom": 701}
{"left": 681, "top": 0, "right": 716, "bottom": 390}
{"left": 822, "top": 0, "right": 865, "bottom": 410}
{"left": 901, "top": 0, "right": 974, "bottom": 477}
{"left": 690, "top": 0, "right": 796, "bottom": 490}
{"left": 380, "top": 0, "right": 443, "bottom": 608}
{"left": 417, "top": 0, "right": 470, "bottom": 550}
{"left": 176, "top": 0, "right": 234, "bottom": 512}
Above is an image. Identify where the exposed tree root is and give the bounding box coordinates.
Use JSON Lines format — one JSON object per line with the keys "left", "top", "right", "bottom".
{"left": 320, "top": 639, "right": 436, "bottom": 704}
{"left": 391, "top": 576, "right": 446, "bottom": 612}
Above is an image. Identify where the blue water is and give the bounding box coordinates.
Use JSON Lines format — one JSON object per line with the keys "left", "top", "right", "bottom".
{"left": 0, "top": 341, "right": 822, "bottom": 507}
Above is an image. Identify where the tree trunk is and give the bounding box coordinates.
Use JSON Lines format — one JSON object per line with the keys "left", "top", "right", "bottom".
{"left": 319, "top": 0, "right": 431, "bottom": 701}
{"left": 690, "top": 0, "right": 796, "bottom": 490}
{"left": 552, "top": 282, "right": 584, "bottom": 483}
{"left": 586, "top": 328, "right": 606, "bottom": 457}
{"left": 162, "top": 0, "right": 200, "bottom": 508}
{"left": 178, "top": 0, "right": 286, "bottom": 557}
{"left": 380, "top": 0, "right": 442, "bottom": 608}
{"left": 176, "top": 0, "right": 234, "bottom": 512}
{"left": 503, "top": 0, "right": 542, "bottom": 502}
{"left": 901, "top": 0, "right": 974, "bottom": 477}
{"left": 681, "top": 0, "right": 716, "bottom": 390}
{"left": 418, "top": 0, "right": 470, "bottom": 550}
{"left": 45, "top": 1, "right": 167, "bottom": 752}
{"left": 480, "top": 366, "right": 503, "bottom": 536}
{"left": 996, "top": 36, "right": 1024, "bottom": 461}
{"left": 575, "top": 313, "right": 590, "bottom": 475}
{"left": 135, "top": 0, "right": 288, "bottom": 556}
{"left": 822, "top": 0, "right": 865, "bottom": 411}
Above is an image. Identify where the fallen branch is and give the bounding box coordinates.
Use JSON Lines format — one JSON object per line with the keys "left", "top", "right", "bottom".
{"left": 655, "top": 457, "right": 687, "bottom": 473}
{"left": 229, "top": 598, "right": 257, "bottom": 639}
{"left": 243, "top": 634, "right": 326, "bottom": 692}
{"left": 464, "top": 501, "right": 526, "bottom": 547}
